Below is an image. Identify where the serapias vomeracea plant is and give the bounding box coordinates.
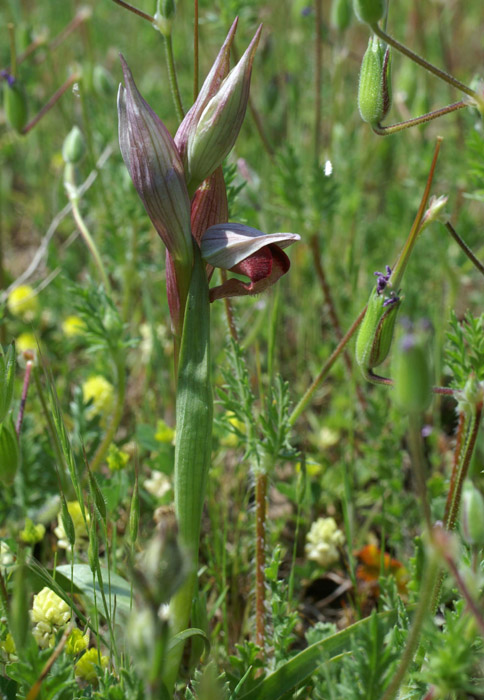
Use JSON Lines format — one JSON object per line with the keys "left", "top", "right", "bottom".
{"left": 118, "top": 18, "right": 299, "bottom": 691}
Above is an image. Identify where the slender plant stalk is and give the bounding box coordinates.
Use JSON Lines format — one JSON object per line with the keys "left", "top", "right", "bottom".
{"left": 21, "top": 73, "right": 80, "bottom": 135}
{"left": 381, "top": 551, "right": 440, "bottom": 700}
{"left": 408, "top": 414, "right": 432, "bottom": 530}
{"left": 255, "top": 471, "right": 268, "bottom": 651}
{"left": 314, "top": 0, "right": 322, "bottom": 157}
{"left": 289, "top": 305, "right": 368, "bottom": 425}
{"left": 90, "top": 353, "right": 126, "bottom": 472}
{"left": 163, "top": 35, "right": 185, "bottom": 122}
{"left": 310, "top": 235, "right": 367, "bottom": 412}
{"left": 193, "top": 0, "right": 199, "bottom": 100}
{"left": 445, "top": 221, "right": 484, "bottom": 276}
{"left": 443, "top": 410, "right": 466, "bottom": 524}
{"left": 371, "top": 23, "right": 478, "bottom": 102}
{"left": 48, "top": 8, "right": 92, "bottom": 52}
{"left": 373, "top": 100, "right": 467, "bottom": 135}
{"left": 110, "top": 0, "right": 154, "bottom": 23}
{"left": 16, "top": 360, "right": 33, "bottom": 437}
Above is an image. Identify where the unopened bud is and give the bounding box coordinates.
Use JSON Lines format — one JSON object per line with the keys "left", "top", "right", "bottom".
{"left": 392, "top": 325, "right": 432, "bottom": 414}
{"left": 0, "top": 343, "right": 16, "bottom": 424}
{"left": 331, "top": 0, "right": 352, "bottom": 32}
{"left": 92, "top": 65, "right": 115, "bottom": 96}
{"left": 153, "top": 0, "right": 176, "bottom": 37}
{"left": 0, "top": 415, "right": 20, "bottom": 486}
{"left": 62, "top": 126, "right": 85, "bottom": 164}
{"left": 353, "top": 0, "right": 385, "bottom": 25}
{"left": 461, "top": 482, "right": 484, "bottom": 547}
{"left": 358, "top": 36, "right": 392, "bottom": 126}
{"left": 4, "top": 77, "right": 28, "bottom": 133}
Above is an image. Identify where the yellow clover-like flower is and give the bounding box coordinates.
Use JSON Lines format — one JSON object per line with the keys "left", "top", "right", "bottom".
{"left": 66, "top": 627, "right": 90, "bottom": 656}
{"left": 75, "top": 647, "right": 109, "bottom": 684}
{"left": 16, "top": 332, "right": 37, "bottom": 355}
{"left": 31, "top": 587, "right": 71, "bottom": 649}
{"left": 20, "top": 518, "right": 46, "bottom": 545}
{"left": 305, "top": 517, "right": 345, "bottom": 568}
{"left": 62, "top": 315, "right": 86, "bottom": 338}
{"left": 8, "top": 285, "right": 39, "bottom": 320}
{"left": 82, "top": 376, "right": 114, "bottom": 418}
{"left": 54, "top": 501, "right": 89, "bottom": 550}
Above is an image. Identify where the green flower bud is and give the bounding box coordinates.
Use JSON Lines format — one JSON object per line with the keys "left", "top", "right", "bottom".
{"left": 0, "top": 415, "right": 20, "bottom": 486}
{"left": 62, "top": 126, "right": 85, "bottom": 164}
{"left": 356, "top": 286, "right": 401, "bottom": 381}
{"left": 4, "top": 77, "right": 28, "bottom": 133}
{"left": 154, "top": 0, "right": 176, "bottom": 37}
{"left": 331, "top": 0, "right": 352, "bottom": 32}
{"left": 392, "top": 326, "right": 432, "bottom": 414}
{"left": 353, "top": 0, "right": 385, "bottom": 25}
{"left": 0, "top": 343, "right": 16, "bottom": 424}
{"left": 358, "top": 36, "right": 391, "bottom": 126}
{"left": 92, "top": 65, "right": 115, "bottom": 97}
{"left": 461, "top": 482, "right": 484, "bottom": 547}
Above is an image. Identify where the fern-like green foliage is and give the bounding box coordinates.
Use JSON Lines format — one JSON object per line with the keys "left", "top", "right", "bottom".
{"left": 445, "top": 311, "right": 484, "bottom": 387}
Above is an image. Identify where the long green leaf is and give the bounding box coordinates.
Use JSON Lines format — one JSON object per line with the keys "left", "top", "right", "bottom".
{"left": 237, "top": 609, "right": 398, "bottom": 700}
{"left": 55, "top": 563, "right": 132, "bottom": 619}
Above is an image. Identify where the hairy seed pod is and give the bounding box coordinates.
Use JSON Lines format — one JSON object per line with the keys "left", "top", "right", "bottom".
{"left": 358, "top": 36, "right": 391, "bottom": 126}
{"left": 331, "top": 0, "right": 352, "bottom": 32}
{"left": 392, "top": 330, "right": 432, "bottom": 414}
{"left": 356, "top": 288, "right": 401, "bottom": 380}
{"left": 4, "top": 78, "right": 28, "bottom": 133}
{"left": 353, "top": 0, "right": 385, "bottom": 25}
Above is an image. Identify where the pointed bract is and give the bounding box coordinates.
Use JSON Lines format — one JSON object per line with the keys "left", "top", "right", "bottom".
{"left": 175, "top": 18, "right": 238, "bottom": 168}
{"left": 118, "top": 56, "right": 192, "bottom": 267}
{"left": 185, "top": 26, "right": 262, "bottom": 196}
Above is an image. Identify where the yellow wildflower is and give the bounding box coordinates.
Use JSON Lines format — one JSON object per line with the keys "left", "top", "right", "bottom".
{"left": 82, "top": 376, "right": 114, "bottom": 418}
{"left": 305, "top": 517, "right": 345, "bottom": 568}
{"left": 20, "top": 518, "right": 46, "bottom": 545}
{"left": 54, "top": 501, "right": 89, "bottom": 550}
{"left": 16, "top": 332, "right": 37, "bottom": 354}
{"left": 62, "top": 315, "right": 86, "bottom": 338}
{"left": 31, "top": 587, "right": 71, "bottom": 649}
{"left": 0, "top": 633, "right": 18, "bottom": 662}
{"left": 155, "top": 419, "right": 175, "bottom": 444}
{"left": 75, "top": 647, "right": 109, "bottom": 684}
{"left": 66, "top": 627, "right": 90, "bottom": 655}
{"left": 220, "top": 412, "right": 246, "bottom": 447}
{"left": 295, "top": 460, "right": 322, "bottom": 477}
{"left": 106, "top": 443, "right": 130, "bottom": 471}
{"left": 8, "top": 285, "right": 39, "bottom": 320}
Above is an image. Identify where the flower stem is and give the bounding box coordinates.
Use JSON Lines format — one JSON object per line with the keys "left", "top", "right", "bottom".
{"left": 371, "top": 23, "right": 478, "bottom": 101}
{"left": 381, "top": 549, "right": 439, "bottom": 700}
{"left": 21, "top": 73, "right": 80, "bottom": 135}
{"left": 255, "top": 470, "right": 268, "bottom": 651}
{"left": 443, "top": 410, "right": 465, "bottom": 525}
{"left": 163, "top": 34, "right": 185, "bottom": 122}
{"left": 64, "top": 165, "right": 111, "bottom": 293}
{"left": 289, "top": 304, "right": 368, "bottom": 426}
{"left": 90, "top": 353, "right": 126, "bottom": 472}
{"left": 373, "top": 101, "right": 467, "bottom": 136}
{"left": 110, "top": 0, "right": 154, "bottom": 23}
{"left": 445, "top": 221, "right": 484, "bottom": 276}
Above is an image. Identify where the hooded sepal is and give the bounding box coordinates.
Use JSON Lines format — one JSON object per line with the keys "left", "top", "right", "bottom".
{"left": 175, "top": 19, "right": 238, "bottom": 168}
{"left": 185, "top": 25, "right": 262, "bottom": 196}
{"left": 118, "top": 55, "right": 193, "bottom": 268}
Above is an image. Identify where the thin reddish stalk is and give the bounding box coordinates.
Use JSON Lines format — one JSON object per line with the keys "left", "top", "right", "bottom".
{"left": 22, "top": 73, "right": 79, "bottom": 135}
{"left": 443, "top": 410, "right": 465, "bottom": 524}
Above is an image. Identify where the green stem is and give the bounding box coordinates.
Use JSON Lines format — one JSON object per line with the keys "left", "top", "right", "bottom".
{"left": 289, "top": 305, "right": 368, "bottom": 426}
{"left": 163, "top": 34, "right": 184, "bottom": 122}
{"left": 381, "top": 551, "right": 439, "bottom": 700}
{"left": 90, "top": 353, "right": 126, "bottom": 472}
{"left": 373, "top": 100, "right": 467, "bottom": 136}
{"left": 64, "top": 165, "right": 111, "bottom": 293}
{"left": 445, "top": 221, "right": 484, "bottom": 276}
{"left": 21, "top": 73, "right": 80, "bottom": 135}
{"left": 371, "top": 23, "right": 478, "bottom": 102}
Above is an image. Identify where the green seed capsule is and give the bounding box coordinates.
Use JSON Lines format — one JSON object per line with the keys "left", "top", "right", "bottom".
{"left": 353, "top": 0, "right": 385, "bottom": 25}
{"left": 4, "top": 79, "right": 28, "bottom": 133}
{"left": 356, "top": 287, "right": 401, "bottom": 381}
{"left": 62, "top": 126, "right": 85, "bottom": 164}
{"left": 331, "top": 0, "right": 352, "bottom": 32}
{"left": 392, "top": 330, "right": 432, "bottom": 414}
{"left": 0, "top": 415, "right": 20, "bottom": 486}
{"left": 461, "top": 483, "right": 484, "bottom": 547}
{"left": 358, "top": 36, "right": 391, "bottom": 126}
